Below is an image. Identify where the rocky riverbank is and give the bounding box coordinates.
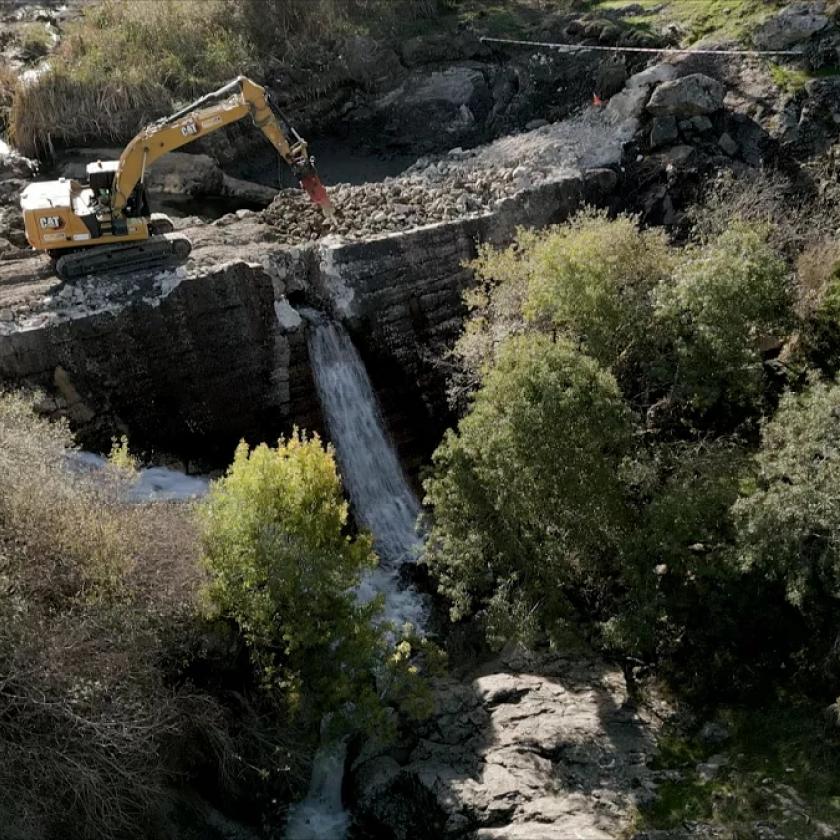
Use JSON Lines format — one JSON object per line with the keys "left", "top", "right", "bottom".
{"left": 352, "top": 644, "right": 664, "bottom": 839}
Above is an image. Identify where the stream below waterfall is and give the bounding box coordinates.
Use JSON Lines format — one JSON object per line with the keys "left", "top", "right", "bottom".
{"left": 284, "top": 316, "right": 429, "bottom": 840}
{"left": 70, "top": 451, "right": 210, "bottom": 502}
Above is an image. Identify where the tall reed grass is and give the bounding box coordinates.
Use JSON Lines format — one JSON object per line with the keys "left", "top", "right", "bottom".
{"left": 9, "top": 0, "right": 446, "bottom": 158}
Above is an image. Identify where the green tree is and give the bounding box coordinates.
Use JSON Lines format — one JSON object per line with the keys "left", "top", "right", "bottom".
{"left": 796, "top": 240, "right": 840, "bottom": 377}
{"left": 602, "top": 440, "right": 777, "bottom": 697}
{"left": 424, "top": 334, "right": 634, "bottom": 646}
{"left": 200, "top": 432, "right": 388, "bottom": 727}
{"left": 735, "top": 378, "right": 840, "bottom": 609}
{"left": 522, "top": 210, "right": 673, "bottom": 371}
{"left": 458, "top": 210, "right": 674, "bottom": 406}
{"left": 655, "top": 223, "right": 793, "bottom": 413}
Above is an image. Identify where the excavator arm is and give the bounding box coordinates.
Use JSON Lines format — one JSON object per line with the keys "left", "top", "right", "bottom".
{"left": 112, "top": 75, "right": 333, "bottom": 218}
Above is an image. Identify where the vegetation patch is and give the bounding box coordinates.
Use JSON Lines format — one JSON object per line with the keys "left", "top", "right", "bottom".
{"left": 644, "top": 704, "right": 840, "bottom": 838}
{"left": 0, "top": 393, "right": 436, "bottom": 838}
{"left": 589, "top": 0, "right": 786, "bottom": 45}
{"left": 444, "top": 0, "right": 785, "bottom": 44}
{"left": 771, "top": 63, "right": 840, "bottom": 92}
{"left": 426, "top": 198, "right": 840, "bottom": 705}
{"left": 199, "top": 432, "right": 435, "bottom": 735}
{"left": 7, "top": 0, "right": 447, "bottom": 158}
{"left": 0, "top": 392, "right": 209, "bottom": 839}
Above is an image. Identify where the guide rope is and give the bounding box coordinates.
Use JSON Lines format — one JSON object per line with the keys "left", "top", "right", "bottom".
{"left": 479, "top": 36, "right": 802, "bottom": 59}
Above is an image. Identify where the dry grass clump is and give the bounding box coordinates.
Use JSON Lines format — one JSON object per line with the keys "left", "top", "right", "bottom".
{"left": 688, "top": 168, "right": 814, "bottom": 255}
{"left": 0, "top": 391, "right": 203, "bottom": 600}
{"left": 9, "top": 0, "right": 448, "bottom": 157}
{"left": 0, "top": 66, "right": 17, "bottom": 136}
{"left": 0, "top": 391, "right": 219, "bottom": 839}
{"left": 796, "top": 239, "right": 840, "bottom": 317}
{"left": 10, "top": 0, "right": 257, "bottom": 158}
{"left": 11, "top": 72, "right": 173, "bottom": 160}
{"left": 17, "top": 22, "right": 54, "bottom": 60}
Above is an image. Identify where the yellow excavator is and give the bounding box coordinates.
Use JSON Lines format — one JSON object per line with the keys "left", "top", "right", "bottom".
{"left": 20, "top": 76, "right": 334, "bottom": 281}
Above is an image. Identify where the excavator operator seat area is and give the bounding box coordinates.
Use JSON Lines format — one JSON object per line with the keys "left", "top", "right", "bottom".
{"left": 86, "top": 160, "right": 119, "bottom": 194}
{"left": 20, "top": 178, "right": 146, "bottom": 251}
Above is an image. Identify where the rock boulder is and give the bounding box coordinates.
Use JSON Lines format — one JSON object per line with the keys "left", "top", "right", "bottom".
{"left": 647, "top": 73, "right": 726, "bottom": 117}
{"left": 753, "top": 3, "right": 829, "bottom": 51}
{"left": 352, "top": 647, "right": 661, "bottom": 839}
{"left": 371, "top": 66, "right": 493, "bottom": 149}
{"left": 340, "top": 34, "right": 403, "bottom": 89}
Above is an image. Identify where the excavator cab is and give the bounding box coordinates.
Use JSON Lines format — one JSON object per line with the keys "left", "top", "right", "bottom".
{"left": 20, "top": 176, "right": 150, "bottom": 254}
{"left": 86, "top": 160, "right": 151, "bottom": 233}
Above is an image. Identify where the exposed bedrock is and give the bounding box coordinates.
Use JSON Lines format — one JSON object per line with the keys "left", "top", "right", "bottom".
{"left": 0, "top": 168, "right": 616, "bottom": 468}
{"left": 0, "top": 257, "right": 320, "bottom": 466}
{"left": 350, "top": 645, "right": 662, "bottom": 840}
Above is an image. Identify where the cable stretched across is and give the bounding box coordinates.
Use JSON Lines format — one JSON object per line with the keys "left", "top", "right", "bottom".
{"left": 479, "top": 36, "right": 802, "bottom": 58}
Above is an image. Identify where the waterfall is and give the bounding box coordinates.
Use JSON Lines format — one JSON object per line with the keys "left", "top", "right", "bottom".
{"left": 305, "top": 316, "right": 428, "bottom": 630}
{"left": 284, "top": 316, "right": 428, "bottom": 839}
{"left": 284, "top": 737, "right": 350, "bottom": 840}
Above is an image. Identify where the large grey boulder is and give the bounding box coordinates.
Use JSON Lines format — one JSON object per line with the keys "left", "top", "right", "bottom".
{"left": 340, "top": 34, "right": 403, "bottom": 89}
{"left": 352, "top": 647, "right": 661, "bottom": 839}
{"left": 753, "top": 3, "right": 829, "bottom": 51}
{"left": 606, "top": 63, "right": 677, "bottom": 123}
{"left": 647, "top": 73, "right": 726, "bottom": 117}
{"left": 377, "top": 66, "right": 490, "bottom": 113}
{"left": 607, "top": 83, "right": 652, "bottom": 122}
{"left": 371, "top": 66, "right": 492, "bottom": 147}
{"left": 60, "top": 149, "right": 275, "bottom": 203}
{"left": 786, "top": 76, "right": 840, "bottom": 155}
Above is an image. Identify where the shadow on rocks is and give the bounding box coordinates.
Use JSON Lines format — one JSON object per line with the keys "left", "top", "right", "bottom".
{"left": 349, "top": 641, "right": 661, "bottom": 839}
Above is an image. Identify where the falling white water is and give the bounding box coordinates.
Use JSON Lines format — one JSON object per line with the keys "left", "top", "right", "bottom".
{"left": 284, "top": 316, "right": 429, "bottom": 840}
{"left": 305, "top": 316, "right": 428, "bottom": 631}
{"left": 284, "top": 737, "right": 350, "bottom": 840}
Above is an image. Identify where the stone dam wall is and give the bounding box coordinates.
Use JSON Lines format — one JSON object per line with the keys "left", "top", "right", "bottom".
{"left": 0, "top": 169, "right": 616, "bottom": 468}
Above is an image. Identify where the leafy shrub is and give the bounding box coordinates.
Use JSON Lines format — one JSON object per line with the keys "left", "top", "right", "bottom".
{"left": 522, "top": 210, "right": 673, "bottom": 371}
{"left": 431, "top": 209, "right": 815, "bottom": 695}
{"left": 795, "top": 239, "right": 840, "bottom": 376}
{"left": 424, "top": 334, "right": 634, "bottom": 646}
{"left": 459, "top": 210, "right": 793, "bottom": 429}
{"left": 200, "top": 432, "right": 431, "bottom": 732}
{"left": 609, "top": 440, "right": 746, "bottom": 656}
{"left": 459, "top": 210, "right": 674, "bottom": 402}
{"left": 108, "top": 433, "right": 139, "bottom": 473}
{"left": 604, "top": 439, "right": 802, "bottom": 698}
{"left": 654, "top": 223, "right": 793, "bottom": 415}
{"left": 735, "top": 378, "right": 840, "bottom": 610}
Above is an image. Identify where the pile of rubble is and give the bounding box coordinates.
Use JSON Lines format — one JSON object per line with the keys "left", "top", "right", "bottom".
{"left": 258, "top": 109, "right": 632, "bottom": 244}
{"left": 260, "top": 163, "right": 522, "bottom": 244}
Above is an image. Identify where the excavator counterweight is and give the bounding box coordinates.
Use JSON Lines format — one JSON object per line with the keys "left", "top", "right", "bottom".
{"left": 19, "top": 76, "right": 333, "bottom": 280}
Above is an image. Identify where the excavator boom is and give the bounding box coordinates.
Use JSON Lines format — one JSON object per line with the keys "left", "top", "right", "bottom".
{"left": 20, "top": 76, "right": 333, "bottom": 280}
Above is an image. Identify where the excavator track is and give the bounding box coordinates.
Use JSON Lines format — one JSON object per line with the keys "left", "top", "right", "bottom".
{"left": 54, "top": 233, "right": 192, "bottom": 282}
